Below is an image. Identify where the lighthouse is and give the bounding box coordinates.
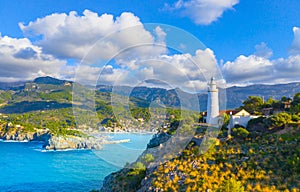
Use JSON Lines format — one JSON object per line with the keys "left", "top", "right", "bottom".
{"left": 206, "top": 77, "right": 219, "bottom": 125}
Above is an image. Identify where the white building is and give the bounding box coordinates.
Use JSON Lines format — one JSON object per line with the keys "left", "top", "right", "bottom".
{"left": 228, "top": 109, "right": 259, "bottom": 128}
{"left": 205, "top": 77, "right": 259, "bottom": 133}
{"left": 206, "top": 77, "right": 219, "bottom": 125}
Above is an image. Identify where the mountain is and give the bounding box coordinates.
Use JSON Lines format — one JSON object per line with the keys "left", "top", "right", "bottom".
{"left": 97, "top": 85, "right": 200, "bottom": 110}
{"left": 225, "top": 82, "right": 300, "bottom": 109}
{"left": 0, "top": 76, "right": 71, "bottom": 90}
{"left": 0, "top": 81, "right": 26, "bottom": 90}
{"left": 33, "top": 76, "right": 71, "bottom": 85}
{"left": 2, "top": 76, "right": 300, "bottom": 111}
{"left": 97, "top": 82, "right": 300, "bottom": 111}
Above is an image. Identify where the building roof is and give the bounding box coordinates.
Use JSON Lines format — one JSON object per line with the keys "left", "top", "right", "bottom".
{"left": 219, "top": 110, "right": 239, "bottom": 116}
{"left": 203, "top": 109, "right": 251, "bottom": 116}
{"left": 234, "top": 109, "right": 251, "bottom": 116}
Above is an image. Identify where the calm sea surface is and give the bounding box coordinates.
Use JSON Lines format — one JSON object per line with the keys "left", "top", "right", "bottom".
{"left": 0, "top": 133, "right": 153, "bottom": 192}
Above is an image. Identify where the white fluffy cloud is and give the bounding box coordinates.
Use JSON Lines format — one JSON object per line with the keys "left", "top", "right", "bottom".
{"left": 254, "top": 42, "right": 273, "bottom": 58}
{"left": 290, "top": 27, "right": 300, "bottom": 55}
{"left": 72, "top": 64, "right": 131, "bottom": 87}
{"left": 273, "top": 55, "right": 300, "bottom": 81}
{"left": 20, "top": 10, "right": 166, "bottom": 61}
{"left": 16, "top": 9, "right": 223, "bottom": 88}
{"left": 0, "top": 35, "right": 65, "bottom": 82}
{"left": 222, "top": 54, "right": 273, "bottom": 84}
{"left": 222, "top": 34, "right": 300, "bottom": 85}
{"left": 76, "top": 48, "right": 221, "bottom": 91}
{"left": 4, "top": 9, "right": 299, "bottom": 89}
{"left": 165, "top": 0, "right": 239, "bottom": 25}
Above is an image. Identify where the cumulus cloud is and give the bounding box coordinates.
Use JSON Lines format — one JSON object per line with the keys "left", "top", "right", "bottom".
{"left": 11, "top": 9, "right": 300, "bottom": 89}
{"left": 222, "top": 54, "right": 273, "bottom": 84}
{"left": 222, "top": 54, "right": 300, "bottom": 85}
{"left": 290, "top": 27, "right": 300, "bottom": 55}
{"left": 0, "top": 35, "right": 66, "bottom": 82}
{"left": 273, "top": 55, "right": 300, "bottom": 80}
{"left": 254, "top": 42, "right": 273, "bottom": 58}
{"left": 154, "top": 26, "right": 167, "bottom": 44}
{"left": 73, "top": 64, "right": 131, "bottom": 86}
{"left": 20, "top": 10, "right": 166, "bottom": 61}
{"left": 17, "top": 10, "right": 224, "bottom": 88}
{"left": 76, "top": 48, "right": 221, "bottom": 92}
{"left": 165, "top": 0, "right": 239, "bottom": 25}
{"left": 13, "top": 47, "right": 37, "bottom": 59}
{"left": 70, "top": 25, "right": 300, "bottom": 88}
{"left": 222, "top": 36, "right": 300, "bottom": 85}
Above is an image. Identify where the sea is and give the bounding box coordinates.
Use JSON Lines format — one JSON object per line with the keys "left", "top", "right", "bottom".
{"left": 0, "top": 133, "right": 153, "bottom": 192}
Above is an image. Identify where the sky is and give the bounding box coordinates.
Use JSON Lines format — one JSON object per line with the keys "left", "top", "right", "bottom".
{"left": 0, "top": 0, "right": 300, "bottom": 90}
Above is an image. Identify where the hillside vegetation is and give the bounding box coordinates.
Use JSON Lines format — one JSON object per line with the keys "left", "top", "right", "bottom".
{"left": 0, "top": 77, "right": 181, "bottom": 137}
{"left": 100, "top": 92, "right": 300, "bottom": 192}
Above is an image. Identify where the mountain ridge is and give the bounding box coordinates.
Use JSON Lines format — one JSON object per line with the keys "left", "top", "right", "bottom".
{"left": 1, "top": 76, "right": 300, "bottom": 110}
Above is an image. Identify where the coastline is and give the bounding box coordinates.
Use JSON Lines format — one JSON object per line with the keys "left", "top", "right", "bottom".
{"left": 0, "top": 140, "right": 114, "bottom": 192}
{"left": 0, "top": 131, "right": 155, "bottom": 151}
{"left": 0, "top": 138, "right": 88, "bottom": 152}
{"left": 39, "top": 148, "right": 90, "bottom": 152}
{"left": 98, "top": 131, "right": 157, "bottom": 134}
{"left": 99, "top": 130, "right": 162, "bottom": 192}
{"left": 0, "top": 139, "right": 29, "bottom": 142}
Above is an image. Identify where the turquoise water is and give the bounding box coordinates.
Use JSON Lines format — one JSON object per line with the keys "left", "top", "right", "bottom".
{"left": 0, "top": 133, "right": 153, "bottom": 192}
{"left": 94, "top": 133, "right": 153, "bottom": 168}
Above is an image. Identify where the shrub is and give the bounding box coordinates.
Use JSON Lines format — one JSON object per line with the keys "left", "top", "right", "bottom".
{"left": 247, "top": 116, "right": 267, "bottom": 128}
{"left": 129, "top": 162, "right": 146, "bottom": 176}
{"left": 271, "top": 112, "right": 291, "bottom": 127}
{"left": 291, "top": 114, "right": 300, "bottom": 122}
{"left": 133, "top": 162, "right": 146, "bottom": 170}
{"left": 217, "top": 178, "right": 245, "bottom": 192}
{"left": 141, "top": 153, "right": 154, "bottom": 164}
{"left": 232, "top": 127, "right": 249, "bottom": 139}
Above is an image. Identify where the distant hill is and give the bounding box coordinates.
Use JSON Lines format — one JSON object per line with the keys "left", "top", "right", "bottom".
{"left": 0, "top": 81, "right": 26, "bottom": 90}
{"left": 33, "top": 76, "right": 71, "bottom": 85}
{"left": 225, "top": 82, "right": 300, "bottom": 109}
{"left": 97, "top": 82, "right": 300, "bottom": 111}
{"left": 97, "top": 85, "right": 200, "bottom": 110}
{"left": 1, "top": 77, "right": 300, "bottom": 111}
{"left": 130, "top": 83, "right": 300, "bottom": 110}
{"left": 0, "top": 76, "right": 71, "bottom": 90}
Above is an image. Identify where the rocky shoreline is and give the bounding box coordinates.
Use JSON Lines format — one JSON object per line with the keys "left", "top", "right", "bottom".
{"left": 0, "top": 129, "right": 51, "bottom": 142}
{"left": 0, "top": 128, "right": 131, "bottom": 150}
{"left": 43, "top": 135, "right": 104, "bottom": 150}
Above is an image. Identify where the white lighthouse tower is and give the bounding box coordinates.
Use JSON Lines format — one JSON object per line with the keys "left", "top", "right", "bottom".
{"left": 206, "top": 77, "right": 219, "bottom": 125}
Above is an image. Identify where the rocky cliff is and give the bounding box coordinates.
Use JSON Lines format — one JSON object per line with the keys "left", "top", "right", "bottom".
{"left": 44, "top": 135, "right": 103, "bottom": 150}
{"left": 0, "top": 126, "right": 50, "bottom": 142}
{"left": 0, "top": 124, "right": 104, "bottom": 150}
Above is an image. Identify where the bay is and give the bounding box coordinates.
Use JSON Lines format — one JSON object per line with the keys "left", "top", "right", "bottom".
{"left": 0, "top": 133, "right": 153, "bottom": 192}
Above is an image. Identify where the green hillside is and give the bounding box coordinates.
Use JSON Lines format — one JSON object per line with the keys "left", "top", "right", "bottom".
{"left": 99, "top": 91, "right": 300, "bottom": 192}
{"left": 0, "top": 77, "right": 169, "bottom": 137}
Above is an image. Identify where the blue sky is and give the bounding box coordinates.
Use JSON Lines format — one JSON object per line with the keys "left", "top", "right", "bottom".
{"left": 0, "top": 0, "right": 300, "bottom": 88}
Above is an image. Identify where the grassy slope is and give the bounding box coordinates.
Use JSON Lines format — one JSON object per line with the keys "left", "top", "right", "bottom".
{"left": 99, "top": 126, "right": 300, "bottom": 192}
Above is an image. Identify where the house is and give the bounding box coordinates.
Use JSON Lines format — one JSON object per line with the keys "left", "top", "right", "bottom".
{"left": 261, "top": 100, "right": 291, "bottom": 116}
{"left": 232, "top": 109, "right": 251, "bottom": 116}
{"left": 283, "top": 100, "right": 292, "bottom": 109}
{"left": 227, "top": 109, "right": 259, "bottom": 129}
{"left": 64, "top": 82, "right": 71, "bottom": 86}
